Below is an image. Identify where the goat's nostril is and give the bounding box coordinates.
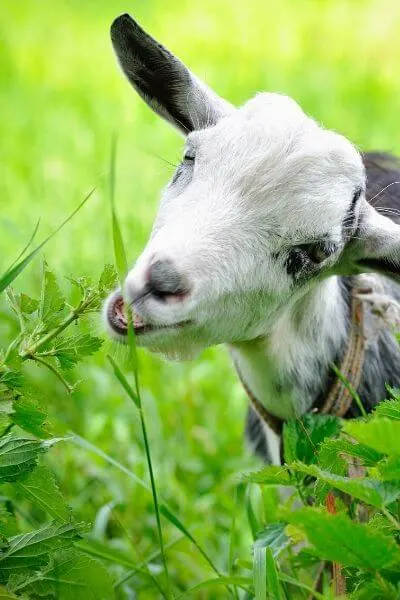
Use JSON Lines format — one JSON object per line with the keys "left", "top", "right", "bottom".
{"left": 147, "top": 259, "right": 188, "bottom": 300}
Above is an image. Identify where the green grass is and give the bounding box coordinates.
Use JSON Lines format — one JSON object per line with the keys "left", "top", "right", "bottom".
{"left": 2, "top": 0, "right": 400, "bottom": 597}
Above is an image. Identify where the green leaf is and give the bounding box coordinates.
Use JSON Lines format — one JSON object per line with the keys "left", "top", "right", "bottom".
{"left": 17, "top": 548, "right": 115, "bottom": 600}
{"left": 0, "top": 435, "right": 47, "bottom": 483}
{"left": 283, "top": 507, "right": 400, "bottom": 569}
{"left": 254, "top": 523, "right": 289, "bottom": 558}
{"left": 290, "top": 461, "right": 400, "bottom": 508}
{"left": 319, "top": 436, "right": 383, "bottom": 467}
{"left": 13, "top": 466, "right": 70, "bottom": 522}
{"left": 344, "top": 418, "right": 400, "bottom": 456}
{"left": 368, "top": 513, "right": 399, "bottom": 537}
{"left": 19, "top": 293, "right": 39, "bottom": 315}
{"left": 39, "top": 266, "right": 66, "bottom": 326}
{"left": 283, "top": 414, "right": 341, "bottom": 465}
{"left": 54, "top": 334, "right": 103, "bottom": 370}
{"left": 0, "top": 371, "right": 23, "bottom": 390}
{"left": 243, "top": 465, "right": 292, "bottom": 486}
{"left": 374, "top": 398, "right": 400, "bottom": 420}
{"left": 98, "top": 264, "right": 118, "bottom": 299}
{"left": 0, "top": 521, "right": 85, "bottom": 582}
{"left": 11, "top": 395, "right": 49, "bottom": 438}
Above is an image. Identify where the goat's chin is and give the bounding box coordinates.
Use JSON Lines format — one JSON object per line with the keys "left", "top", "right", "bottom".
{"left": 141, "top": 334, "right": 206, "bottom": 361}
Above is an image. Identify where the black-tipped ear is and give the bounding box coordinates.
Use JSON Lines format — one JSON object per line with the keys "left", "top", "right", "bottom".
{"left": 110, "top": 14, "right": 232, "bottom": 135}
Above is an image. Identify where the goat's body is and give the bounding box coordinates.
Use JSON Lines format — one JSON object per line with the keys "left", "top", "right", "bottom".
{"left": 244, "top": 152, "right": 400, "bottom": 462}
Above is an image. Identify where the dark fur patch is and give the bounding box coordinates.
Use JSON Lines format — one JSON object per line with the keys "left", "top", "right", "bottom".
{"left": 363, "top": 152, "right": 400, "bottom": 222}
{"left": 285, "top": 248, "right": 307, "bottom": 277}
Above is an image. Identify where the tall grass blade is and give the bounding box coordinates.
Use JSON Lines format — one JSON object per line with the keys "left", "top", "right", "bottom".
{"left": 7, "top": 218, "right": 40, "bottom": 271}
{"left": 0, "top": 189, "right": 94, "bottom": 294}
{"left": 265, "top": 547, "right": 283, "bottom": 600}
{"left": 108, "top": 140, "right": 172, "bottom": 598}
{"left": 70, "top": 431, "right": 226, "bottom": 582}
{"left": 253, "top": 546, "right": 267, "bottom": 600}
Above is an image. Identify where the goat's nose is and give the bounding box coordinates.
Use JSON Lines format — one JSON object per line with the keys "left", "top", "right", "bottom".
{"left": 147, "top": 259, "right": 188, "bottom": 299}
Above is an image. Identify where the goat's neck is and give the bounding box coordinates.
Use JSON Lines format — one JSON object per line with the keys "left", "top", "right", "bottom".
{"left": 230, "top": 277, "right": 348, "bottom": 420}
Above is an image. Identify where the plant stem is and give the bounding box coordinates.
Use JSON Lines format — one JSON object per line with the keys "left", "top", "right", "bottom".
{"left": 20, "top": 294, "right": 97, "bottom": 360}
{"left": 382, "top": 507, "right": 400, "bottom": 531}
{"left": 32, "top": 355, "right": 73, "bottom": 393}
{"left": 138, "top": 405, "right": 173, "bottom": 598}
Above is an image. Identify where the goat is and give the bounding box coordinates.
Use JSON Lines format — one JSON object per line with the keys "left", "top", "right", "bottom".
{"left": 105, "top": 14, "right": 400, "bottom": 464}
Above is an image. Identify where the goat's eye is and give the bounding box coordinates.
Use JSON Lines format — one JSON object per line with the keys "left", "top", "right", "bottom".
{"left": 183, "top": 152, "right": 195, "bottom": 162}
{"left": 303, "top": 242, "right": 334, "bottom": 264}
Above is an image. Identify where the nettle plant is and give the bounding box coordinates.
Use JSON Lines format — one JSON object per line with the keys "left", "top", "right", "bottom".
{"left": 0, "top": 259, "right": 118, "bottom": 598}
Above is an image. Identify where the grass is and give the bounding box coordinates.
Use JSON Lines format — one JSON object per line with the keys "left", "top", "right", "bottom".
{"left": 2, "top": 0, "right": 400, "bottom": 597}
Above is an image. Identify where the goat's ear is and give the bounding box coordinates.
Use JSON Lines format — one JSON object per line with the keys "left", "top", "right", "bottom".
{"left": 350, "top": 203, "right": 400, "bottom": 283}
{"left": 110, "top": 14, "right": 232, "bottom": 135}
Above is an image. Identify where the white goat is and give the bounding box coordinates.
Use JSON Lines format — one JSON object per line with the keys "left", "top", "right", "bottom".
{"left": 105, "top": 14, "right": 400, "bottom": 463}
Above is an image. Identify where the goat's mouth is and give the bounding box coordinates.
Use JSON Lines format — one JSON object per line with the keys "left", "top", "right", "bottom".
{"left": 107, "top": 294, "right": 191, "bottom": 337}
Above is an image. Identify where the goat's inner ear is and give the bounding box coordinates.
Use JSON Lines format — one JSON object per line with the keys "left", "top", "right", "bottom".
{"left": 349, "top": 204, "right": 400, "bottom": 283}
{"left": 110, "top": 13, "right": 232, "bottom": 134}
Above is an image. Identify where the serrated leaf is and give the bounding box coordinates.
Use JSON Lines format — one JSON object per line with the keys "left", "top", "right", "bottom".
{"left": 54, "top": 334, "right": 103, "bottom": 370}
{"left": 0, "top": 435, "right": 47, "bottom": 483}
{"left": 253, "top": 523, "right": 289, "bottom": 558}
{"left": 0, "top": 371, "right": 23, "bottom": 390}
{"left": 16, "top": 548, "right": 115, "bottom": 600}
{"left": 283, "top": 414, "right": 341, "bottom": 465}
{"left": 39, "top": 266, "right": 66, "bottom": 327}
{"left": 19, "top": 293, "right": 39, "bottom": 315}
{"left": 243, "top": 465, "right": 291, "bottom": 486}
{"left": 14, "top": 466, "right": 70, "bottom": 522}
{"left": 0, "top": 521, "right": 85, "bottom": 583}
{"left": 374, "top": 399, "right": 400, "bottom": 420}
{"left": 290, "top": 462, "right": 400, "bottom": 507}
{"left": 344, "top": 418, "right": 400, "bottom": 456}
{"left": 283, "top": 507, "right": 400, "bottom": 570}
{"left": 98, "top": 264, "right": 118, "bottom": 299}
{"left": 319, "top": 437, "right": 383, "bottom": 467}
{"left": 11, "top": 396, "right": 49, "bottom": 438}
{"left": 368, "top": 513, "right": 399, "bottom": 537}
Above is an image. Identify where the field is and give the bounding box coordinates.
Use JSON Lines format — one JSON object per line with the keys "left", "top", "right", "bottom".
{"left": 2, "top": 1, "right": 400, "bottom": 598}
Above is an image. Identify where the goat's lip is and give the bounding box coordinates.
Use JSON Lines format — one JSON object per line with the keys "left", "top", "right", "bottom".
{"left": 107, "top": 294, "right": 191, "bottom": 336}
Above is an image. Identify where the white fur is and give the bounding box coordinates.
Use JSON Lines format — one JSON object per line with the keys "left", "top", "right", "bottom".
{"left": 106, "top": 90, "right": 400, "bottom": 429}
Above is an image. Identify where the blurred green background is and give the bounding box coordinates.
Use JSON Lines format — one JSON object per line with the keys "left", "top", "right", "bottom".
{"left": 2, "top": 0, "right": 400, "bottom": 596}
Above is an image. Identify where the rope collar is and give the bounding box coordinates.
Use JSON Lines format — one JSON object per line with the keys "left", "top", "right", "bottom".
{"left": 236, "top": 285, "right": 365, "bottom": 435}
